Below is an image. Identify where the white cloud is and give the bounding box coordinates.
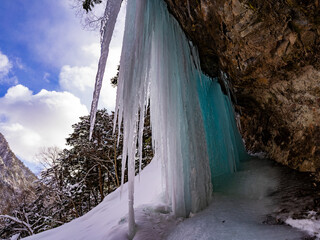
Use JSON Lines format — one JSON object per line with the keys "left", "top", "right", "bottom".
{"left": 82, "top": 43, "right": 101, "bottom": 59}
{"left": 59, "top": 45, "right": 120, "bottom": 111}
{"left": 14, "top": 57, "right": 25, "bottom": 70}
{"left": 59, "top": 64, "right": 97, "bottom": 109}
{"left": 43, "top": 72, "right": 50, "bottom": 83}
{"left": 5, "top": 84, "right": 32, "bottom": 100}
{"left": 0, "top": 51, "right": 12, "bottom": 80}
{"left": 55, "top": 1, "right": 125, "bottom": 112}
{"left": 0, "top": 51, "right": 19, "bottom": 85}
{"left": 0, "top": 84, "right": 88, "bottom": 164}
{"left": 0, "top": 1, "right": 126, "bottom": 167}
{"left": 56, "top": 1, "right": 126, "bottom": 112}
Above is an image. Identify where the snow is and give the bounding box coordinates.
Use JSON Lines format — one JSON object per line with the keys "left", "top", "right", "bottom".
{"left": 0, "top": 214, "right": 33, "bottom": 235}
{"left": 23, "top": 158, "right": 177, "bottom": 240}
{"left": 167, "top": 158, "right": 306, "bottom": 240}
{"left": 286, "top": 211, "right": 320, "bottom": 238}
{"left": 10, "top": 234, "right": 20, "bottom": 240}
{"left": 23, "top": 157, "right": 311, "bottom": 240}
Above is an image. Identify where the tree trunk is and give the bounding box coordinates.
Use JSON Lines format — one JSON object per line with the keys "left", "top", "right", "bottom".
{"left": 98, "top": 165, "right": 104, "bottom": 201}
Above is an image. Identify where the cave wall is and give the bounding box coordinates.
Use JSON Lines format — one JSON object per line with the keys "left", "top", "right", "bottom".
{"left": 164, "top": 0, "right": 320, "bottom": 173}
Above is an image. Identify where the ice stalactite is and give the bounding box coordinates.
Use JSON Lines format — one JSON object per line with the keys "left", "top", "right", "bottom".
{"left": 90, "top": 0, "right": 246, "bottom": 238}
{"left": 89, "top": 0, "right": 122, "bottom": 141}
{"left": 115, "top": 0, "right": 213, "bottom": 237}
{"left": 196, "top": 74, "right": 247, "bottom": 180}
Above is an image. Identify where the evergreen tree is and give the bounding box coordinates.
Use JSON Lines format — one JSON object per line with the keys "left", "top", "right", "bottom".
{"left": 82, "top": 0, "right": 102, "bottom": 12}
{"left": 0, "top": 108, "right": 153, "bottom": 239}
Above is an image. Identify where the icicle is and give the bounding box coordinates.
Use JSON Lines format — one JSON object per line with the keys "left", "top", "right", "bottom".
{"left": 92, "top": 0, "right": 246, "bottom": 238}
{"left": 89, "top": 0, "right": 122, "bottom": 141}
{"left": 196, "top": 74, "right": 247, "bottom": 180}
{"left": 115, "top": 0, "right": 213, "bottom": 228}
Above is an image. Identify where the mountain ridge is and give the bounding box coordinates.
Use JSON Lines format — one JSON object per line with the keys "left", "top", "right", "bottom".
{"left": 0, "top": 132, "right": 37, "bottom": 214}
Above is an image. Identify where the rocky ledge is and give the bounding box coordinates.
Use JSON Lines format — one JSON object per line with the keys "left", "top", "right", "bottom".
{"left": 164, "top": 0, "right": 320, "bottom": 174}
{"left": 0, "top": 133, "right": 37, "bottom": 214}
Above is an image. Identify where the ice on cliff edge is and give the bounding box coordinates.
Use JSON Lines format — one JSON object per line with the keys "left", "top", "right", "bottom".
{"left": 89, "top": 0, "right": 246, "bottom": 237}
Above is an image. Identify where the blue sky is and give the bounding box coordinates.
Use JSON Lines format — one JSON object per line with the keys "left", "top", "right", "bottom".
{"left": 0, "top": 0, "right": 125, "bottom": 173}
{"left": 0, "top": 0, "right": 76, "bottom": 96}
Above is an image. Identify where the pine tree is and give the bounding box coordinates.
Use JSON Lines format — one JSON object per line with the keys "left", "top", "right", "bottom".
{"left": 0, "top": 109, "right": 153, "bottom": 239}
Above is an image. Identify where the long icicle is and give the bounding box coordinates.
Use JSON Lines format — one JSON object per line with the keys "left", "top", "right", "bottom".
{"left": 89, "top": 0, "right": 122, "bottom": 141}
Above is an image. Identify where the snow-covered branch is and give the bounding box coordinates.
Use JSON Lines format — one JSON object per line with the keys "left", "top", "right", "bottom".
{"left": 0, "top": 214, "right": 34, "bottom": 235}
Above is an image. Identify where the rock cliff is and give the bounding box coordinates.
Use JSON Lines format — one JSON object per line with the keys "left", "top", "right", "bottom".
{"left": 164, "top": 0, "right": 320, "bottom": 173}
{"left": 0, "top": 133, "right": 37, "bottom": 214}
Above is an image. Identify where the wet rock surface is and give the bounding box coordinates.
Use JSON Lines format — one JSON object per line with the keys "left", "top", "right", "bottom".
{"left": 164, "top": 0, "right": 320, "bottom": 174}
{"left": 265, "top": 158, "right": 320, "bottom": 238}
{"left": 272, "top": 163, "right": 320, "bottom": 218}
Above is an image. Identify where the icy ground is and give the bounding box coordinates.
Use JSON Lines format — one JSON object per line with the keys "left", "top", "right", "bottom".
{"left": 24, "top": 157, "right": 318, "bottom": 240}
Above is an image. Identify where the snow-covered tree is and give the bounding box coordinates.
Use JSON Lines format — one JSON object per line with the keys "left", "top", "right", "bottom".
{"left": 0, "top": 109, "right": 153, "bottom": 239}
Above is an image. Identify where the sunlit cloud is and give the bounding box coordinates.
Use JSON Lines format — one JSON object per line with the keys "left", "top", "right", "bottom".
{"left": 0, "top": 84, "right": 88, "bottom": 164}
{"left": 59, "top": 44, "right": 120, "bottom": 111}
{"left": 0, "top": 0, "right": 126, "bottom": 169}
{"left": 58, "top": 1, "right": 126, "bottom": 112}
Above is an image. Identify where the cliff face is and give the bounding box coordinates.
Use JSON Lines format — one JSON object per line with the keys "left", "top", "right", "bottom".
{"left": 0, "top": 133, "right": 37, "bottom": 214}
{"left": 164, "top": 0, "right": 320, "bottom": 173}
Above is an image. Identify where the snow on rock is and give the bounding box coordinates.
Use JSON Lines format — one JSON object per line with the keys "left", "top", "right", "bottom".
{"left": 286, "top": 212, "right": 320, "bottom": 239}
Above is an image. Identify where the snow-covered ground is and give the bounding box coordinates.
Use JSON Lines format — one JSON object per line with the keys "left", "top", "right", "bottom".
{"left": 23, "top": 157, "right": 180, "bottom": 240}
{"left": 23, "top": 157, "right": 317, "bottom": 240}
{"left": 167, "top": 159, "right": 309, "bottom": 240}
{"left": 286, "top": 211, "right": 320, "bottom": 239}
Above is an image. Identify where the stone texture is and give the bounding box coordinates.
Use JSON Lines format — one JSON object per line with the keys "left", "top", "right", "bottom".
{"left": 164, "top": 0, "right": 320, "bottom": 173}
{"left": 0, "top": 133, "right": 37, "bottom": 214}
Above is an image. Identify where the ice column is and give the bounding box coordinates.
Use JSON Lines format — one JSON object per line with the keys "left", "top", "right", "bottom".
{"left": 114, "top": 0, "right": 213, "bottom": 235}
{"left": 196, "top": 74, "right": 247, "bottom": 181}
{"left": 91, "top": 0, "right": 246, "bottom": 238}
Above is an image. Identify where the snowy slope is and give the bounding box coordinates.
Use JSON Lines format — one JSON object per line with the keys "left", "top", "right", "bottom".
{"left": 24, "top": 157, "right": 316, "bottom": 240}
{"left": 23, "top": 158, "right": 180, "bottom": 240}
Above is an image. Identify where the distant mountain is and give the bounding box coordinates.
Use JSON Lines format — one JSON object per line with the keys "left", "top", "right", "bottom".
{"left": 0, "top": 133, "right": 37, "bottom": 214}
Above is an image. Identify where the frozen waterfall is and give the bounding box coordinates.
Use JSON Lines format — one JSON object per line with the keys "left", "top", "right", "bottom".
{"left": 90, "top": 0, "right": 246, "bottom": 238}
{"left": 197, "top": 74, "right": 247, "bottom": 180}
